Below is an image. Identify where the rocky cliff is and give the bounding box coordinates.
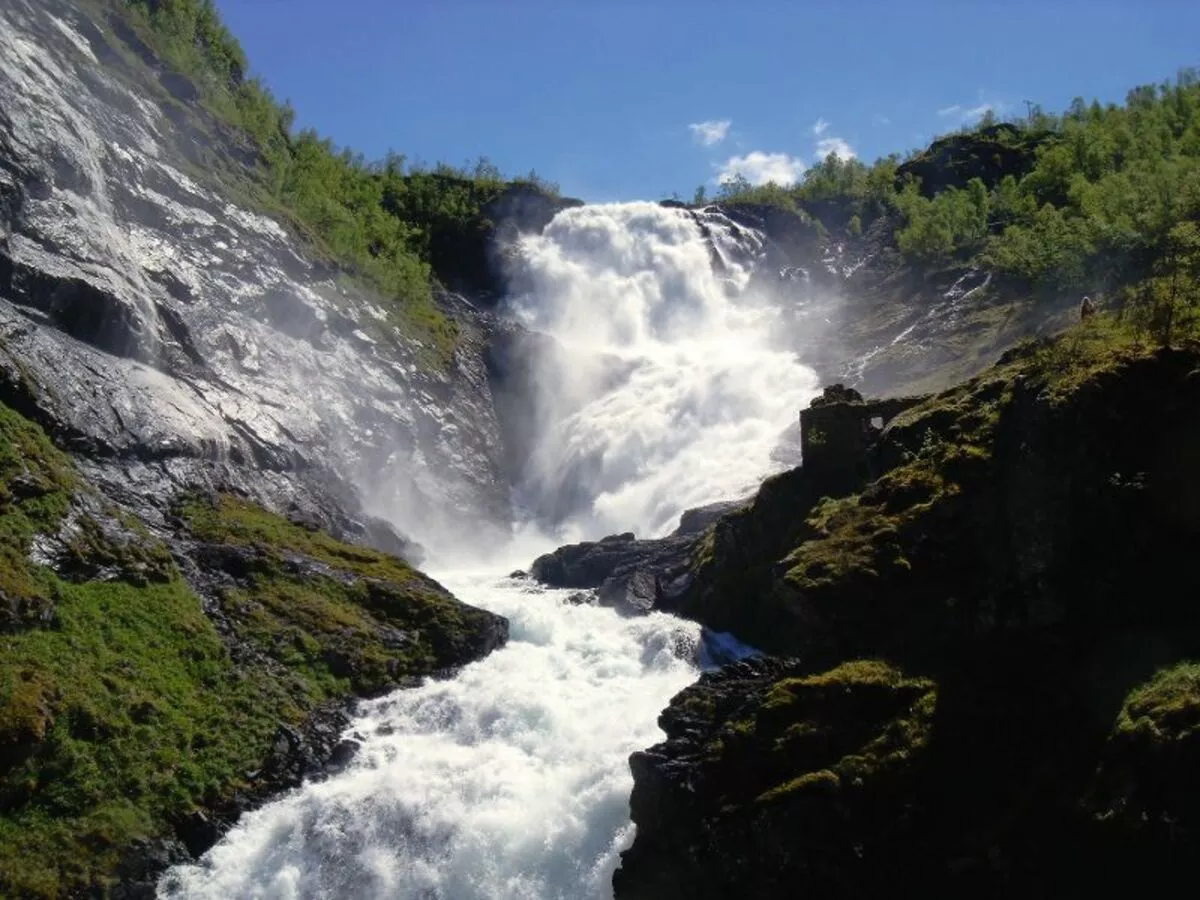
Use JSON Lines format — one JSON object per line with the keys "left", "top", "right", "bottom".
{"left": 2, "top": 2, "right": 1180, "bottom": 897}
{"left": 718, "top": 198, "right": 1084, "bottom": 400}
{"left": 0, "top": 2, "right": 524, "bottom": 894}
{"left": 0, "top": 0, "right": 571, "bottom": 555}
{"left": 612, "top": 326, "right": 1200, "bottom": 898}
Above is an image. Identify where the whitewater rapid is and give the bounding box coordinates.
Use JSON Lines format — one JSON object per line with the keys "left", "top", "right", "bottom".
{"left": 159, "top": 203, "right": 816, "bottom": 899}
{"left": 158, "top": 566, "right": 705, "bottom": 900}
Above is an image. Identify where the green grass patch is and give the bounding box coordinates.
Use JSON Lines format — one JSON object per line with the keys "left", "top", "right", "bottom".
{"left": 177, "top": 492, "right": 493, "bottom": 696}
{"left": 0, "top": 403, "right": 75, "bottom": 627}
{"left": 0, "top": 403, "right": 302, "bottom": 896}
{"left": 1017, "top": 315, "right": 1156, "bottom": 403}
{"left": 180, "top": 492, "right": 424, "bottom": 584}
{"left": 1114, "top": 661, "right": 1200, "bottom": 744}
{"left": 755, "top": 661, "right": 937, "bottom": 804}
{"left": 0, "top": 408, "right": 497, "bottom": 896}
{"left": 0, "top": 577, "right": 299, "bottom": 897}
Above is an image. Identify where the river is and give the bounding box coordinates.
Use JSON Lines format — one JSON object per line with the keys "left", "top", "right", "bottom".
{"left": 159, "top": 201, "right": 818, "bottom": 899}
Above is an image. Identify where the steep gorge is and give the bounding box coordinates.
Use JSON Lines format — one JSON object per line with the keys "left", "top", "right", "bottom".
{"left": 0, "top": 4, "right": 829, "bottom": 894}
{"left": 2, "top": 1, "right": 1197, "bottom": 898}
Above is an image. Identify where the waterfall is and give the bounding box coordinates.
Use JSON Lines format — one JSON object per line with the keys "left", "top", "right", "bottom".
{"left": 158, "top": 204, "right": 818, "bottom": 900}
{"left": 509, "top": 202, "right": 818, "bottom": 540}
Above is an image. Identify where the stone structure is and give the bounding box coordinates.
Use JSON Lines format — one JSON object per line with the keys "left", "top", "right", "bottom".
{"left": 799, "top": 385, "right": 925, "bottom": 492}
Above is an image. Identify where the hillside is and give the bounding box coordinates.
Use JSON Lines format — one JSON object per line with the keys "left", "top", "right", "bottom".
{"left": 80, "top": 0, "right": 572, "bottom": 367}
{"left": 702, "top": 74, "right": 1200, "bottom": 395}
{"left": 2, "top": 0, "right": 1199, "bottom": 895}
{"left": 612, "top": 321, "right": 1200, "bottom": 898}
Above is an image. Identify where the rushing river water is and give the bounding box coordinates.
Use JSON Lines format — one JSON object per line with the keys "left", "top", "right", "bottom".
{"left": 160, "top": 202, "right": 817, "bottom": 899}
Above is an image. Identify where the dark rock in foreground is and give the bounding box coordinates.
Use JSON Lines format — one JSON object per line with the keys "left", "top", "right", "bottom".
{"left": 615, "top": 338, "right": 1200, "bottom": 899}
{"left": 528, "top": 501, "right": 742, "bottom": 614}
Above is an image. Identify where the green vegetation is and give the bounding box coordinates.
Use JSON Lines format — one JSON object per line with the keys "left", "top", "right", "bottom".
{"left": 693, "top": 659, "right": 937, "bottom": 807}
{"left": 756, "top": 662, "right": 936, "bottom": 804}
{"left": 783, "top": 314, "right": 1180, "bottom": 596}
{"left": 1114, "top": 661, "right": 1200, "bottom": 744}
{"left": 114, "top": 0, "right": 560, "bottom": 367}
{"left": 715, "top": 153, "right": 900, "bottom": 233}
{"left": 0, "top": 402, "right": 75, "bottom": 629}
{"left": 0, "top": 576, "right": 295, "bottom": 897}
{"left": 714, "top": 69, "right": 1200, "bottom": 324}
{"left": 686, "top": 311, "right": 1200, "bottom": 658}
{"left": 180, "top": 491, "right": 423, "bottom": 581}
{"left": 0, "top": 403, "right": 289, "bottom": 896}
{"left": 1018, "top": 313, "right": 1165, "bottom": 400}
{"left": 1088, "top": 660, "right": 1200, "bottom": 831}
{"left": 0, "top": 405, "right": 495, "bottom": 897}
{"left": 176, "top": 492, "right": 494, "bottom": 697}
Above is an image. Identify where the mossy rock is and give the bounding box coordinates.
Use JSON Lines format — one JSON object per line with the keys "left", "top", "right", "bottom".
{"left": 177, "top": 492, "right": 505, "bottom": 697}
{"left": 682, "top": 327, "right": 1200, "bottom": 666}
{"left": 0, "top": 400, "right": 75, "bottom": 630}
{"left": 623, "top": 328, "right": 1200, "bottom": 900}
{"left": 727, "top": 660, "right": 938, "bottom": 807}
{"left": 1088, "top": 661, "right": 1200, "bottom": 834}
{"left": 0, "top": 405, "right": 505, "bottom": 897}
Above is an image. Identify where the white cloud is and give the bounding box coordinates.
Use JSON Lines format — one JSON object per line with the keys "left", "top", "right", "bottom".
{"left": 689, "top": 119, "right": 732, "bottom": 146}
{"left": 937, "top": 104, "right": 963, "bottom": 118}
{"left": 872, "top": 114, "right": 892, "bottom": 126}
{"left": 812, "top": 117, "right": 830, "bottom": 136}
{"left": 716, "top": 151, "right": 806, "bottom": 186}
{"left": 815, "top": 136, "right": 856, "bottom": 160}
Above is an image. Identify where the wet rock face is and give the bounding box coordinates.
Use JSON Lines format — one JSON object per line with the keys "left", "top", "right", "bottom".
{"left": 0, "top": 0, "right": 510, "bottom": 550}
{"left": 530, "top": 532, "right": 695, "bottom": 615}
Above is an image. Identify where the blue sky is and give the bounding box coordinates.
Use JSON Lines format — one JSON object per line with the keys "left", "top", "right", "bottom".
{"left": 214, "top": 1, "right": 1200, "bottom": 202}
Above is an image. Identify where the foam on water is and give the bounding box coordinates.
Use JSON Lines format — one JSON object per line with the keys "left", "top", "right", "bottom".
{"left": 510, "top": 202, "right": 819, "bottom": 539}
{"left": 158, "top": 567, "right": 701, "bottom": 900}
{"left": 159, "top": 203, "right": 806, "bottom": 899}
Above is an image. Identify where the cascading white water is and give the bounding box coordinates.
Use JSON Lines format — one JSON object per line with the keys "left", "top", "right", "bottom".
{"left": 511, "top": 202, "right": 819, "bottom": 540}
{"left": 158, "top": 565, "right": 703, "bottom": 900}
{"left": 159, "top": 204, "right": 815, "bottom": 900}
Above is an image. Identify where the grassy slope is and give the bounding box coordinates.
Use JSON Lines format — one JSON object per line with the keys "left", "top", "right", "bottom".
{"left": 82, "top": 0, "right": 564, "bottom": 369}
{"left": 0, "top": 402, "right": 492, "bottom": 897}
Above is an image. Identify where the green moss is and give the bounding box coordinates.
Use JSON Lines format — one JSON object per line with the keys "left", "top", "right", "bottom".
{"left": 682, "top": 318, "right": 1184, "bottom": 661}
{"left": 0, "top": 409, "right": 494, "bottom": 896}
{"left": 751, "top": 661, "right": 938, "bottom": 805}
{"left": 768, "top": 659, "right": 912, "bottom": 699}
{"left": 691, "top": 526, "right": 718, "bottom": 570}
{"left": 781, "top": 467, "right": 951, "bottom": 592}
{"left": 0, "top": 578, "right": 303, "bottom": 896}
{"left": 0, "top": 402, "right": 301, "bottom": 896}
{"left": 1087, "top": 660, "right": 1200, "bottom": 834}
{"left": 180, "top": 493, "right": 419, "bottom": 583}
{"left": 177, "top": 492, "right": 485, "bottom": 696}
{"left": 0, "top": 402, "right": 75, "bottom": 627}
{"left": 689, "top": 660, "right": 937, "bottom": 811}
{"left": 1018, "top": 315, "right": 1156, "bottom": 403}
{"left": 1114, "top": 661, "right": 1200, "bottom": 744}
{"left": 758, "top": 768, "right": 841, "bottom": 801}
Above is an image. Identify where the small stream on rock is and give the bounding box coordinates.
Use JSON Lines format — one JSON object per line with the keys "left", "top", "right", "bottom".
{"left": 159, "top": 203, "right": 818, "bottom": 899}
